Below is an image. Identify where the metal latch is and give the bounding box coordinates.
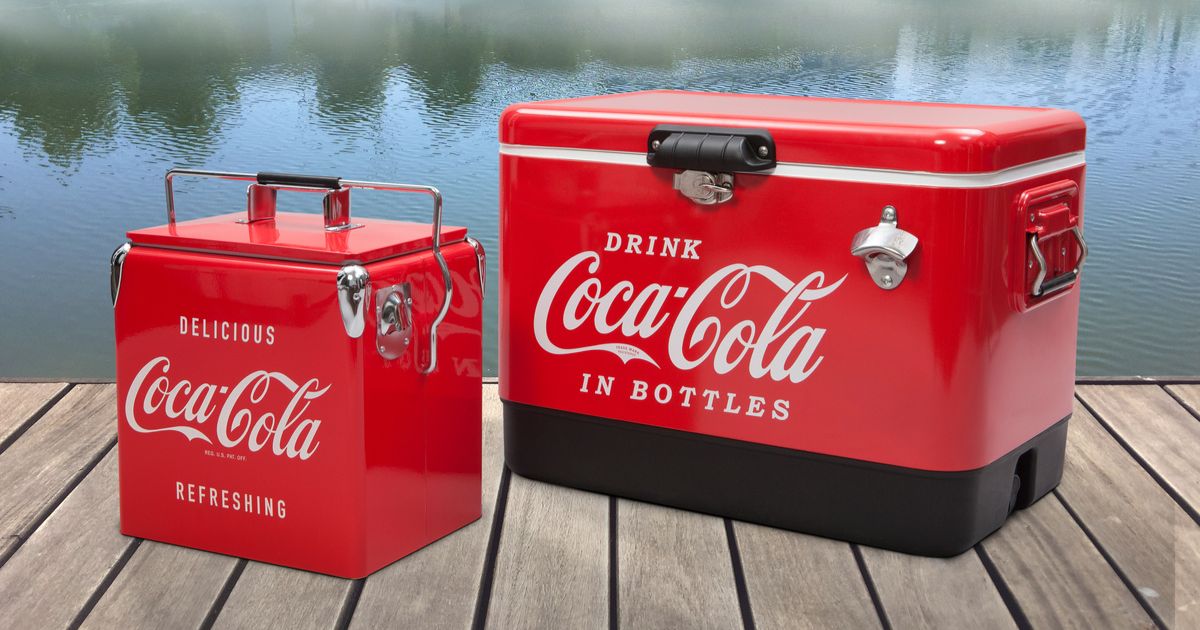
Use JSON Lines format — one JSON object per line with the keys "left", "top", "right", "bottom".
{"left": 375, "top": 284, "right": 413, "bottom": 359}
{"left": 673, "top": 171, "right": 734, "bottom": 205}
{"left": 648, "top": 124, "right": 775, "bottom": 206}
{"left": 850, "top": 206, "right": 919, "bottom": 290}
{"left": 336, "top": 265, "right": 370, "bottom": 338}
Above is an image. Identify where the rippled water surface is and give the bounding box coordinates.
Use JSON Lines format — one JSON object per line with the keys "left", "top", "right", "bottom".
{"left": 1, "top": 0, "right": 1197, "bottom": 378}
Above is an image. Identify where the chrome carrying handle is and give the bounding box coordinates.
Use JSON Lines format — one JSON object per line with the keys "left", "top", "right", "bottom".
{"left": 163, "top": 168, "right": 453, "bottom": 375}
{"left": 1030, "top": 225, "right": 1088, "bottom": 297}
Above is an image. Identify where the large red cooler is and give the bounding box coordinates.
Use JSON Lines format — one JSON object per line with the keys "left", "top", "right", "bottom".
{"left": 498, "top": 91, "right": 1088, "bottom": 555}
{"left": 111, "top": 170, "right": 486, "bottom": 577}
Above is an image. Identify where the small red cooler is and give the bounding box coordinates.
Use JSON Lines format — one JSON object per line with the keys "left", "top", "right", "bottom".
{"left": 498, "top": 91, "right": 1088, "bottom": 555}
{"left": 111, "top": 170, "right": 486, "bottom": 577}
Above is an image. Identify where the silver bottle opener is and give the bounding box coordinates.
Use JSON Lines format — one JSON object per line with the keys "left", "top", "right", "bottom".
{"left": 850, "top": 206, "right": 919, "bottom": 290}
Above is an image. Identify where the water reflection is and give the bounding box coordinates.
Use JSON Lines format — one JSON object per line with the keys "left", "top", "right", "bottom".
{"left": 0, "top": 14, "right": 120, "bottom": 166}
{"left": 0, "top": 0, "right": 1197, "bottom": 377}
{"left": 116, "top": 7, "right": 266, "bottom": 161}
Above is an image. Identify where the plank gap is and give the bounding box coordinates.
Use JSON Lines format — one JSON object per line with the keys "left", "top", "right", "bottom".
{"left": 0, "top": 383, "right": 73, "bottom": 457}
{"left": 0, "top": 435, "right": 116, "bottom": 569}
{"left": 198, "top": 559, "right": 246, "bottom": 630}
{"left": 722, "top": 520, "right": 756, "bottom": 630}
{"left": 68, "top": 538, "right": 142, "bottom": 630}
{"left": 1074, "top": 393, "right": 1200, "bottom": 525}
{"left": 1161, "top": 385, "right": 1200, "bottom": 423}
{"left": 470, "top": 465, "right": 513, "bottom": 630}
{"left": 974, "top": 544, "right": 1032, "bottom": 630}
{"left": 850, "top": 544, "right": 892, "bottom": 630}
{"left": 1052, "top": 489, "right": 1168, "bottom": 629}
{"left": 333, "top": 578, "right": 365, "bottom": 630}
{"left": 609, "top": 496, "right": 618, "bottom": 630}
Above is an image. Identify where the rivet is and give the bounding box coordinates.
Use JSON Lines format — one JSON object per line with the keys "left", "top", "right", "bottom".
{"left": 757, "top": 146, "right": 769, "bottom": 158}
{"left": 650, "top": 140, "right": 661, "bottom": 151}
{"left": 1028, "top": 260, "right": 1034, "bottom": 269}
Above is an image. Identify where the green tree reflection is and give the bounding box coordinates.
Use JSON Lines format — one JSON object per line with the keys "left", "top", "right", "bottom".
{"left": 0, "top": 0, "right": 1194, "bottom": 168}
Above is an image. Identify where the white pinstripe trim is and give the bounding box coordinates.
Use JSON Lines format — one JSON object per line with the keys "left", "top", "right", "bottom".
{"left": 498, "top": 143, "right": 1085, "bottom": 189}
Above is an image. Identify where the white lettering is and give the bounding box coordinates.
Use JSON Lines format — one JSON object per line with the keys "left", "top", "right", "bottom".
{"left": 534, "top": 251, "right": 845, "bottom": 382}
{"left": 124, "top": 357, "right": 329, "bottom": 460}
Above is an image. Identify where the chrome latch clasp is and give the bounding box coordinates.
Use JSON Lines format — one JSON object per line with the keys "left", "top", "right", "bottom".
{"left": 375, "top": 283, "right": 413, "bottom": 359}
{"left": 336, "top": 265, "right": 370, "bottom": 338}
{"left": 850, "top": 206, "right": 919, "bottom": 290}
{"left": 673, "top": 171, "right": 733, "bottom": 205}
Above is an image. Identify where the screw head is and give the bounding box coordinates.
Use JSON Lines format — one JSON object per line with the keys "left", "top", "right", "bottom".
{"left": 1061, "top": 247, "right": 1067, "bottom": 256}
{"left": 650, "top": 140, "right": 661, "bottom": 151}
{"left": 757, "top": 145, "right": 769, "bottom": 158}
{"left": 881, "top": 274, "right": 894, "bottom": 288}
{"left": 881, "top": 205, "right": 897, "bottom": 222}
{"left": 1029, "top": 213, "right": 1035, "bottom": 223}
{"left": 1028, "top": 260, "right": 1034, "bottom": 269}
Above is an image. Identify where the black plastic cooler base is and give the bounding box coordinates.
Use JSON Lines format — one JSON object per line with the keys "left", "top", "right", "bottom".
{"left": 502, "top": 401, "right": 1069, "bottom": 557}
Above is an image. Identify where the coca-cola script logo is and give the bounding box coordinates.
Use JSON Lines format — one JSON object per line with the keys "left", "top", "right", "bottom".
{"left": 124, "top": 356, "right": 327, "bottom": 460}
{"left": 534, "top": 251, "right": 846, "bottom": 383}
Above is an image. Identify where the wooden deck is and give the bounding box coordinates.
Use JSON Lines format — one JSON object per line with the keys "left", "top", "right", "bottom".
{"left": 0, "top": 382, "right": 1197, "bottom": 629}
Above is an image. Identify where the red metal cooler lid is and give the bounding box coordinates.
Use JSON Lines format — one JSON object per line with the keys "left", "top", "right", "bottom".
{"left": 129, "top": 212, "right": 467, "bottom": 265}
{"left": 130, "top": 171, "right": 467, "bottom": 265}
{"left": 499, "top": 90, "right": 1085, "bottom": 173}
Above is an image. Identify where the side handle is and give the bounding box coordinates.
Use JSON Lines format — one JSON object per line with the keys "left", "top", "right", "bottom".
{"left": 1019, "top": 180, "right": 1087, "bottom": 299}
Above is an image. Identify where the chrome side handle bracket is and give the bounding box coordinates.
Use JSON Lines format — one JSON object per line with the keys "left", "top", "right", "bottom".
{"left": 110, "top": 242, "right": 132, "bottom": 307}
{"left": 1030, "top": 225, "right": 1088, "bottom": 297}
{"left": 850, "top": 206, "right": 919, "bottom": 290}
{"left": 466, "top": 237, "right": 486, "bottom": 295}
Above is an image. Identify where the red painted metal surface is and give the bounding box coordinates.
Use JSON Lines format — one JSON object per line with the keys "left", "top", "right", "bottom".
{"left": 500, "top": 90, "right": 1086, "bottom": 173}
{"left": 115, "top": 211, "right": 483, "bottom": 578}
{"left": 499, "top": 91, "right": 1085, "bottom": 472}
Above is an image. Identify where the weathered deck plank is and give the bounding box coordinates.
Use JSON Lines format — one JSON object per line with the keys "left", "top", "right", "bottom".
{"left": 981, "top": 494, "right": 1155, "bottom": 629}
{"left": 1175, "top": 515, "right": 1200, "bottom": 629}
{"left": 485, "top": 474, "right": 609, "bottom": 629}
{"left": 1165, "top": 384, "right": 1200, "bottom": 417}
{"left": 860, "top": 545, "right": 1014, "bottom": 629}
{"left": 0, "top": 381, "right": 67, "bottom": 448}
{"left": 735, "top": 523, "right": 880, "bottom": 629}
{"left": 0, "top": 381, "right": 1195, "bottom": 629}
{"left": 79, "top": 541, "right": 240, "bottom": 629}
{"left": 1058, "top": 399, "right": 1200, "bottom": 627}
{"left": 350, "top": 387, "right": 506, "bottom": 629}
{"left": 212, "top": 563, "right": 351, "bottom": 630}
{"left": 0, "top": 384, "right": 116, "bottom": 563}
{"left": 0, "top": 448, "right": 130, "bottom": 630}
{"left": 617, "top": 501, "right": 742, "bottom": 630}
{"left": 1077, "top": 384, "right": 1200, "bottom": 517}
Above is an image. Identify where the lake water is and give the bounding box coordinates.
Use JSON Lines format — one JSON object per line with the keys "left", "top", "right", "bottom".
{"left": 1, "top": 0, "right": 1197, "bottom": 379}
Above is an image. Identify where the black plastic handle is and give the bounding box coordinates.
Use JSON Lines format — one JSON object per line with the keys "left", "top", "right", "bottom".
{"left": 256, "top": 172, "right": 342, "bottom": 189}
{"left": 1038, "top": 270, "right": 1079, "bottom": 296}
{"left": 647, "top": 125, "right": 776, "bottom": 173}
